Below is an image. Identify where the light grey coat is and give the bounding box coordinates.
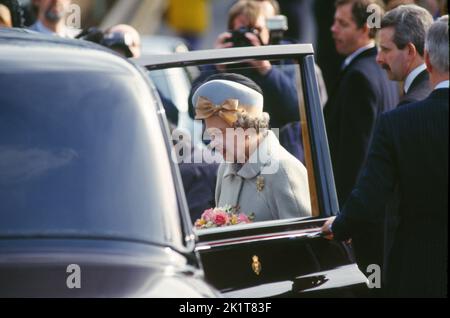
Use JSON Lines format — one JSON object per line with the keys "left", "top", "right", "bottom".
{"left": 215, "top": 131, "right": 312, "bottom": 221}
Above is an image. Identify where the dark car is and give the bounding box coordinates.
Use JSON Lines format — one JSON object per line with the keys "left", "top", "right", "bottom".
{"left": 137, "top": 44, "right": 371, "bottom": 297}
{"left": 0, "top": 29, "right": 218, "bottom": 298}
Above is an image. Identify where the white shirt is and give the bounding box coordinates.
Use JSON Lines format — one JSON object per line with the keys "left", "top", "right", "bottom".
{"left": 434, "top": 80, "right": 450, "bottom": 90}
{"left": 30, "top": 20, "right": 79, "bottom": 38}
{"left": 404, "top": 64, "right": 427, "bottom": 94}
{"left": 342, "top": 42, "right": 376, "bottom": 69}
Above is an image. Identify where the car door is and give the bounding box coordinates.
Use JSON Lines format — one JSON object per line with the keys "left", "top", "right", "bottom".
{"left": 136, "top": 44, "right": 369, "bottom": 297}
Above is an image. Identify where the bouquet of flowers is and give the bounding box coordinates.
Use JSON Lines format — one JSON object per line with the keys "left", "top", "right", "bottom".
{"left": 195, "top": 205, "right": 255, "bottom": 229}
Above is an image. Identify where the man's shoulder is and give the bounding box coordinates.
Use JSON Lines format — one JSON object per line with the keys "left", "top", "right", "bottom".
{"left": 385, "top": 89, "right": 448, "bottom": 123}
{"left": 344, "top": 57, "right": 380, "bottom": 81}
{"left": 400, "top": 71, "right": 432, "bottom": 106}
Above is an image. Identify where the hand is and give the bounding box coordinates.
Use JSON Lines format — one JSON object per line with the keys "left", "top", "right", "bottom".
{"left": 214, "top": 32, "right": 234, "bottom": 72}
{"left": 214, "top": 32, "right": 234, "bottom": 49}
{"left": 244, "top": 33, "right": 272, "bottom": 76}
{"left": 321, "top": 217, "right": 336, "bottom": 240}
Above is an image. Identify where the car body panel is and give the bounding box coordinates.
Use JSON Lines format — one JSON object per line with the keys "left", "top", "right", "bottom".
{"left": 0, "top": 29, "right": 214, "bottom": 298}
{"left": 0, "top": 239, "right": 217, "bottom": 298}
{"left": 139, "top": 44, "right": 368, "bottom": 297}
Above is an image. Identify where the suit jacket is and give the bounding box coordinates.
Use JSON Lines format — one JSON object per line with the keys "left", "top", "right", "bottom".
{"left": 324, "top": 46, "right": 399, "bottom": 208}
{"left": 399, "top": 69, "right": 431, "bottom": 106}
{"left": 384, "top": 68, "right": 432, "bottom": 277}
{"left": 215, "top": 131, "right": 311, "bottom": 221}
{"left": 279, "top": 121, "right": 305, "bottom": 165}
{"left": 333, "top": 89, "right": 449, "bottom": 297}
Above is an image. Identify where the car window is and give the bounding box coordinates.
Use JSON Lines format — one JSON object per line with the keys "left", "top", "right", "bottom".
{"left": 148, "top": 58, "right": 321, "bottom": 232}
{"left": 0, "top": 68, "right": 182, "bottom": 246}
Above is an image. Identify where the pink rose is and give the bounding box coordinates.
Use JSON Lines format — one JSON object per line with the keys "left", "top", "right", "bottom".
{"left": 213, "top": 211, "right": 230, "bottom": 226}
{"left": 201, "top": 208, "right": 215, "bottom": 222}
{"left": 237, "top": 213, "right": 251, "bottom": 224}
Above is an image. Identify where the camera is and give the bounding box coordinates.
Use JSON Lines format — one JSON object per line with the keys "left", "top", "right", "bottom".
{"left": 224, "top": 15, "right": 289, "bottom": 47}
{"left": 76, "top": 27, "right": 134, "bottom": 58}
{"left": 224, "top": 27, "right": 262, "bottom": 47}
{"left": 266, "top": 15, "right": 288, "bottom": 45}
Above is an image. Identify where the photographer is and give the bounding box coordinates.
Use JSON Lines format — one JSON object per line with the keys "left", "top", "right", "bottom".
{"left": 193, "top": 0, "right": 327, "bottom": 130}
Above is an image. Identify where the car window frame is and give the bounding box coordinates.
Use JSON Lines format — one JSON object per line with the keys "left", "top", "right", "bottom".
{"left": 133, "top": 64, "right": 198, "bottom": 254}
{"left": 134, "top": 44, "right": 339, "bottom": 242}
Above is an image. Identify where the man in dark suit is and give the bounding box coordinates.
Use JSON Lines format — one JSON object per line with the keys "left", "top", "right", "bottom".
{"left": 323, "top": 16, "right": 449, "bottom": 297}
{"left": 324, "top": 0, "right": 399, "bottom": 209}
{"left": 377, "top": 4, "right": 434, "bottom": 106}
{"left": 375, "top": 4, "right": 434, "bottom": 285}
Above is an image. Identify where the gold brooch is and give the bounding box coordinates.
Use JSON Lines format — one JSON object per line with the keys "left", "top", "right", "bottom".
{"left": 251, "top": 255, "right": 262, "bottom": 275}
{"left": 256, "top": 176, "right": 265, "bottom": 192}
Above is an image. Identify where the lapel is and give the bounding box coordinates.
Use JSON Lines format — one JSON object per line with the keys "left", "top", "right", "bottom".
{"left": 399, "top": 70, "right": 431, "bottom": 106}
{"left": 408, "top": 69, "right": 429, "bottom": 92}
{"left": 325, "top": 47, "right": 378, "bottom": 115}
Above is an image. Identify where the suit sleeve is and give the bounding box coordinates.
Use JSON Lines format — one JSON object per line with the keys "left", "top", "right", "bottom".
{"left": 257, "top": 67, "right": 300, "bottom": 125}
{"left": 335, "top": 70, "right": 379, "bottom": 205}
{"left": 333, "top": 114, "right": 398, "bottom": 241}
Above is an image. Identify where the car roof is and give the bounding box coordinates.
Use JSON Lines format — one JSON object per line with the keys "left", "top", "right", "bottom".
{"left": 141, "top": 35, "right": 189, "bottom": 55}
{"left": 0, "top": 28, "right": 139, "bottom": 75}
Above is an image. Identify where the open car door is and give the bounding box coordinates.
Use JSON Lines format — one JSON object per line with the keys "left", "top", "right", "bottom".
{"left": 136, "top": 44, "right": 369, "bottom": 297}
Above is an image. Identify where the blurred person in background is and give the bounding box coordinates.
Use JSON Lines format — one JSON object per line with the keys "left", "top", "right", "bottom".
{"left": 99, "top": 23, "right": 180, "bottom": 125}
{"left": 416, "top": 0, "right": 444, "bottom": 16}
{"left": 191, "top": 0, "right": 327, "bottom": 164}
{"left": 0, "top": 0, "right": 23, "bottom": 27}
{"left": 325, "top": 0, "right": 399, "bottom": 209}
{"left": 193, "top": 0, "right": 299, "bottom": 130}
{"left": 385, "top": 0, "right": 448, "bottom": 15}
{"left": 194, "top": 0, "right": 326, "bottom": 130}
{"left": 102, "top": 24, "right": 142, "bottom": 58}
{"left": 384, "top": 0, "right": 415, "bottom": 10}
{"left": 256, "top": 0, "right": 329, "bottom": 164}
{"left": 314, "top": 0, "right": 345, "bottom": 92}
{"left": 323, "top": 0, "right": 399, "bottom": 283}
{"left": 29, "top": 0, "right": 78, "bottom": 38}
{"left": 0, "top": 3, "right": 12, "bottom": 27}
{"left": 277, "top": 0, "right": 318, "bottom": 47}
{"left": 254, "top": 0, "right": 327, "bottom": 103}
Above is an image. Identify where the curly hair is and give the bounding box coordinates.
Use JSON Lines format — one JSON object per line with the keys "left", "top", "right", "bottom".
{"left": 233, "top": 111, "right": 271, "bottom": 133}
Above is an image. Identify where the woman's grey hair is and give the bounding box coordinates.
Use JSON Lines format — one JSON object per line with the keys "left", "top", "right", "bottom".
{"left": 233, "top": 111, "right": 270, "bottom": 133}
{"left": 381, "top": 4, "right": 433, "bottom": 57}
{"left": 425, "top": 15, "right": 449, "bottom": 74}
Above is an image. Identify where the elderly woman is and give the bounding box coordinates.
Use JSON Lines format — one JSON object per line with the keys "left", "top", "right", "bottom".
{"left": 192, "top": 73, "right": 311, "bottom": 221}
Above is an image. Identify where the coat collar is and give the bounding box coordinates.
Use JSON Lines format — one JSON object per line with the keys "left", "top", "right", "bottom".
{"left": 342, "top": 42, "right": 376, "bottom": 70}
{"left": 342, "top": 46, "right": 378, "bottom": 72}
{"left": 223, "top": 130, "right": 279, "bottom": 180}
{"left": 404, "top": 65, "right": 428, "bottom": 94}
